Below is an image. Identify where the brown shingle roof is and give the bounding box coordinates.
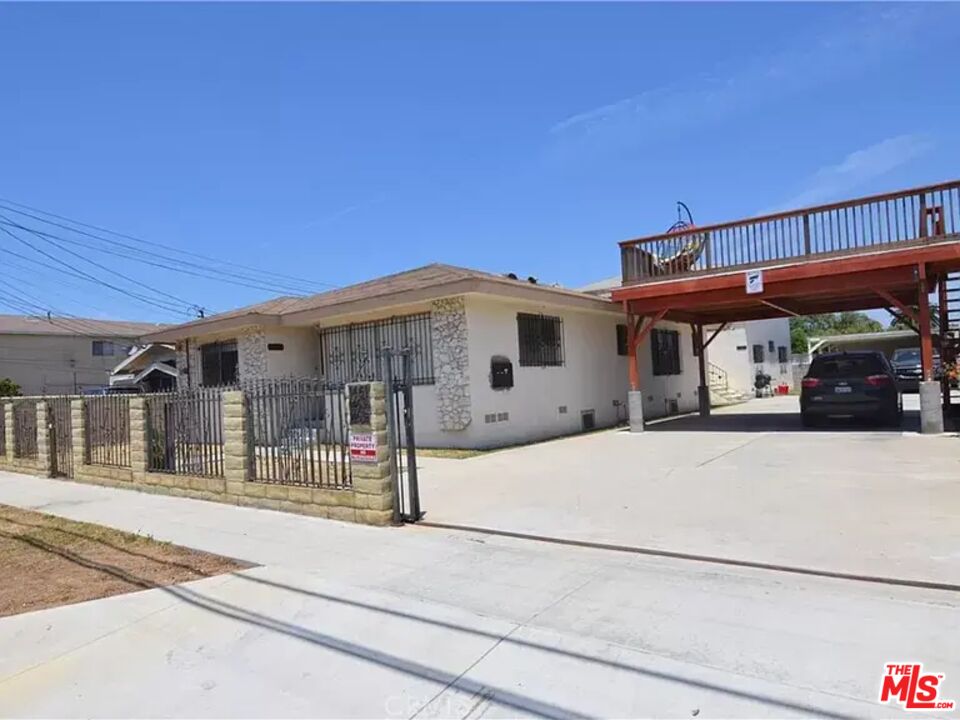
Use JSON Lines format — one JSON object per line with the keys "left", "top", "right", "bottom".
{"left": 0, "top": 314, "right": 166, "bottom": 337}
{"left": 144, "top": 264, "right": 618, "bottom": 342}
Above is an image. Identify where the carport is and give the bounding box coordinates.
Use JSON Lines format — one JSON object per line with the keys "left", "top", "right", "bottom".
{"left": 612, "top": 180, "right": 960, "bottom": 434}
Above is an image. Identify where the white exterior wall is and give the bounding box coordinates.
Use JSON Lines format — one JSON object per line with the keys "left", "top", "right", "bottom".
{"left": 450, "top": 295, "right": 628, "bottom": 449}
{"left": 705, "top": 326, "right": 752, "bottom": 394}
{"left": 745, "top": 318, "right": 793, "bottom": 390}
{"left": 706, "top": 318, "right": 793, "bottom": 394}
{"left": 265, "top": 327, "right": 319, "bottom": 378}
{"left": 175, "top": 293, "right": 702, "bottom": 449}
{"left": 634, "top": 321, "right": 700, "bottom": 419}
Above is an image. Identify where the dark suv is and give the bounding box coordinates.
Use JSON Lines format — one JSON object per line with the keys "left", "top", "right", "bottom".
{"left": 800, "top": 351, "right": 902, "bottom": 427}
{"left": 890, "top": 347, "right": 941, "bottom": 392}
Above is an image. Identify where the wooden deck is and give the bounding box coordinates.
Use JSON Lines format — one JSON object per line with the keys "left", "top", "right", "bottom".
{"left": 613, "top": 180, "right": 960, "bottom": 324}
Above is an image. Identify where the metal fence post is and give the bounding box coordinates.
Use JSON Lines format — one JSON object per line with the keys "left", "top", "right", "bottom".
{"left": 381, "top": 348, "right": 402, "bottom": 525}
{"left": 401, "top": 350, "right": 421, "bottom": 520}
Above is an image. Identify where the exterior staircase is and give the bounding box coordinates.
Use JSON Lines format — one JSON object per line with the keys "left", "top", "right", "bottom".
{"left": 708, "top": 362, "right": 752, "bottom": 408}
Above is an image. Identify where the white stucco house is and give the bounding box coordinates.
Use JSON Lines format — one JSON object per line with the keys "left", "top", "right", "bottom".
{"left": 144, "top": 264, "right": 701, "bottom": 449}
{"left": 704, "top": 318, "right": 793, "bottom": 397}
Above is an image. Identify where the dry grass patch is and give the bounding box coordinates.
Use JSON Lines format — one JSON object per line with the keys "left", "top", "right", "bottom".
{"left": 0, "top": 504, "right": 250, "bottom": 617}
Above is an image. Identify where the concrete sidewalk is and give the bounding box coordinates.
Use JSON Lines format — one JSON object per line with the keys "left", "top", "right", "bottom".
{"left": 0, "top": 473, "right": 957, "bottom": 717}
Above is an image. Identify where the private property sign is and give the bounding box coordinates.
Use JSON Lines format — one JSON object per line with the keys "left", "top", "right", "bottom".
{"left": 349, "top": 432, "right": 377, "bottom": 463}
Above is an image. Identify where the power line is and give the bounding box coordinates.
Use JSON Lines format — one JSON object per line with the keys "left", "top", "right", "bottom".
{"left": 0, "top": 223, "right": 192, "bottom": 318}
{"left": 0, "top": 199, "right": 335, "bottom": 294}
{"left": 0, "top": 286, "right": 110, "bottom": 338}
{"left": 0, "top": 217, "right": 313, "bottom": 298}
{"left": 0, "top": 215, "right": 197, "bottom": 314}
{"left": 0, "top": 264, "right": 123, "bottom": 318}
{"left": 0, "top": 282, "right": 114, "bottom": 337}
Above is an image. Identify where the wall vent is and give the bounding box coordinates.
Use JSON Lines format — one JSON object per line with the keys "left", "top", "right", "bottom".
{"left": 558, "top": 405, "right": 568, "bottom": 414}
{"left": 581, "top": 410, "right": 596, "bottom": 432}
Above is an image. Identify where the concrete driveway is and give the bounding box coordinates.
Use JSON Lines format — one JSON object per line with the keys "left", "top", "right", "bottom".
{"left": 418, "top": 395, "right": 960, "bottom": 585}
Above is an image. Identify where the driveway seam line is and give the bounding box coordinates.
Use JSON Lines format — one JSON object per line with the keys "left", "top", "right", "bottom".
{"left": 415, "top": 523, "right": 960, "bottom": 593}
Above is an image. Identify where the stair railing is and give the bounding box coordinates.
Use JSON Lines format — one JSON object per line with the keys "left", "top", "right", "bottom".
{"left": 708, "top": 361, "right": 729, "bottom": 391}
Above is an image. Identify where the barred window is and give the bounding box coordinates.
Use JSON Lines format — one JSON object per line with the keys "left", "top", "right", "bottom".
{"left": 201, "top": 340, "right": 238, "bottom": 386}
{"left": 651, "top": 328, "right": 681, "bottom": 376}
{"left": 517, "top": 313, "right": 564, "bottom": 367}
{"left": 319, "top": 312, "right": 434, "bottom": 385}
{"left": 777, "top": 345, "right": 788, "bottom": 363}
{"left": 752, "top": 344, "right": 765, "bottom": 363}
{"left": 616, "top": 324, "right": 628, "bottom": 356}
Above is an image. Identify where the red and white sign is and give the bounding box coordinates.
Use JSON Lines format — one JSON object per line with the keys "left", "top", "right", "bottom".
{"left": 349, "top": 432, "right": 377, "bottom": 463}
{"left": 880, "top": 664, "right": 954, "bottom": 711}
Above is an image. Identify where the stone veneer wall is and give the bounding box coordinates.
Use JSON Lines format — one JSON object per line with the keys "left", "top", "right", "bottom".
{"left": 174, "top": 340, "right": 203, "bottom": 389}
{"left": 238, "top": 327, "right": 267, "bottom": 380}
{"left": 0, "top": 387, "right": 394, "bottom": 527}
{"left": 175, "top": 326, "right": 266, "bottom": 389}
{"left": 431, "top": 296, "right": 472, "bottom": 431}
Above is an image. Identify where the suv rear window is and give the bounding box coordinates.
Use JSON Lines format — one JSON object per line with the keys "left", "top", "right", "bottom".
{"left": 809, "top": 355, "right": 885, "bottom": 378}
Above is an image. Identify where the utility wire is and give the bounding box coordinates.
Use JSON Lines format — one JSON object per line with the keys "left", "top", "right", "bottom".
{"left": 0, "top": 223, "right": 191, "bottom": 318}
{"left": 0, "top": 218, "right": 311, "bottom": 298}
{"left": 0, "top": 285, "right": 111, "bottom": 338}
{"left": 0, "top": 214, "right": 196, "bottom": 314}
{"left": 0, "top": 280, "right": 117, "bottom": 337}
{"left": 0, "top": 199, "right": 334, "bottom": 293}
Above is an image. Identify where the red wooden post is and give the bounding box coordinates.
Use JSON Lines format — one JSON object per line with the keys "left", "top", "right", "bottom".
{"left": 627, "top": 312, "right": 640, "bottom": 391}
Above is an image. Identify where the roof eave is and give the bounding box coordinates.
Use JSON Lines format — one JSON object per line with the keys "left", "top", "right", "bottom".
{"left": 142, "top": 312, "right": 282, "bottom": 343}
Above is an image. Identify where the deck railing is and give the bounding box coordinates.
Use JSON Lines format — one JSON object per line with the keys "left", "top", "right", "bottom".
{"left": 620, "top": 180, "right": 960, "bottom": 285}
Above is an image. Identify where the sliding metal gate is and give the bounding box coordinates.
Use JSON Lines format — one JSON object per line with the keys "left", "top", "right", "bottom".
{"left": 48, "top": 396, "right": 74, "bottom": 478}
{"left": 382, "top": 348, "right": 421, "bottom": 523}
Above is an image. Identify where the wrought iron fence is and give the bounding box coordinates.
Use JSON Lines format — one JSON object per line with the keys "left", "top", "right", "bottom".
{"left": 146, "top": 388, "right": 225, "bottom": 477}
{"left": 621, "top": 180, "right": 960, "bottom": 284}
{"left": 0, "top": 403, "right": 5, "bottom": 456}
{"left": 84, "top": 396, "right": 130, "bottom": 467}
{"left": 245, "top": 377, "right": 351, "bottom": 488}
{"left": 12, "top": 400, "right": 37, "bottom": 459}
{"left": 49, "top": 396, "right": 74, "bottom": 477}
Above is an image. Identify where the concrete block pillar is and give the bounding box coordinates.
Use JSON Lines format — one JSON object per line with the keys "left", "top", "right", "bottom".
{"left": 2, "top": 401, "right": 12, "bottom": 461}
{"left": 222, "top": 390, "right": 249, "bottom": 483}
{"left": 128, "top": 397, "right": 148, "bottom": 481}
{"left": 347, "top": 381, "right": 396, "bottom": 526}
{"left": 628, "top": 390, "right": 645, "bottom": 433}
{"left": 70, "top": 399, "right": 85, "bottom": 468}
{"left": 919, "top": 381, "right": 944, "bottom": 434}
{"left": 35, "top": 400, "right": 53, "bottom": 477}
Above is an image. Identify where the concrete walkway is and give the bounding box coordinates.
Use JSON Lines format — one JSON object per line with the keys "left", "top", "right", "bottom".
{"left": 418, "top": 395, "right": 960, "bottom": 586}
{"left": 0, "top": 473, "right": 957, "bottom": 717}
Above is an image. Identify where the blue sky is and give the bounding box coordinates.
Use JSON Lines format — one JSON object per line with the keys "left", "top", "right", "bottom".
{"left": 1, "top": 2, "right": 959, "bottom": 324}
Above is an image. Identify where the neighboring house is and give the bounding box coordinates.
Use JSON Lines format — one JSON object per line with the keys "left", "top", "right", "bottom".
{"left": 108, "top": 343, "right": 178, "bottom": 392}
{"left": 0, "top": 315, "right": 167, "bottom": 395}
{"left": 144, "top": 264, "right": 701, "bottom": 449}
{"left": 805, "top": 329, "right": 920, "bottom": 360}
{"left": 704, "top": 318, "right": 793, "bottom": 397}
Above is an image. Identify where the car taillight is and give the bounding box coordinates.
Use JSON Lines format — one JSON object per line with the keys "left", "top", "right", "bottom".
{"left": 865, "top": 374, "right": 891, "bottom": 386}
{"left": 801, "top": 377, "right": 820, "bottom": 389}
